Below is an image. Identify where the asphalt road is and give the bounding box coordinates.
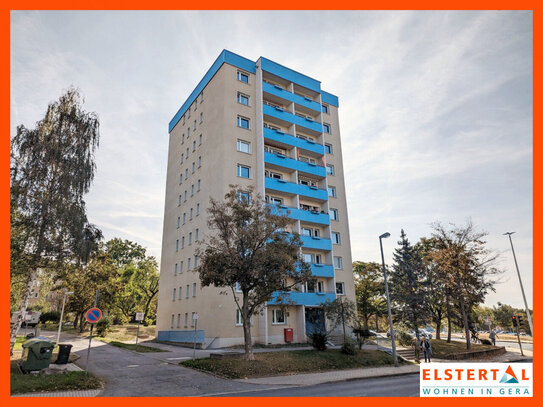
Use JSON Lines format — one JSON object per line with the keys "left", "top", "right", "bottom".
{"left": 210, "top": 374, "right": 421, "bottom": 397}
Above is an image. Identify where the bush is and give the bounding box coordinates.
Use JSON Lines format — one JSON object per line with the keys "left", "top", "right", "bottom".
{"left": 308, "top": 332, "right": 328, "bottom": 351}
{"left": 96, "top": 318, "right": 111, "bottom": 337}
{"left": 341, "top": 339, "right": 357, "bottom": 355}
{"left": 39, "top": 311, "right": 61, "bottom": 324}
{"left": 396, "top": 330, "right": 413, "bottom": 347}
{"left": 353, "top": 327, "right": 372, "bottom": 349}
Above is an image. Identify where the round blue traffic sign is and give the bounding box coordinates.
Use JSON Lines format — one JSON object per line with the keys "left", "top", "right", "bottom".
{"left": 85, "top": 307, "right": 102, "bottom": 324}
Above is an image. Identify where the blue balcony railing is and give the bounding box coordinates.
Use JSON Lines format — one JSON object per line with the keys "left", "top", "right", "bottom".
{"left": 306, "top": 263, "right": 335, "bottom": 278}
{"left": 263, "top": 127, "right": 324, "bottom": 156}
{"left": 268, "top": 204, "right": 329, "bottom": 225}
{"left": 263, "top": 82, "right": 322, "bottom": 113}
{"left": 300, "top": 235, "right": 332, "bottom": 251}
{"left": 263, "top": 104, "right": 323, "bottom": 133}
{"left": 265, "top": 177, "right": 328, "bottom": 201}
{"left": 267, "top": 291, "right": 336, "bottom": 306}
{"left": 264, "top": 152, "right": 326, "bottom": 178}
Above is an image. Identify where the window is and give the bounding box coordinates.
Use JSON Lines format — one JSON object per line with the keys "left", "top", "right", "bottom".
{"left": 178, "top": 287, "right": 182, "bottom": 300}
{"left": 298, "top": 176, "right": 317, "bottom": 187}
{"left": 197, "top": 179, "right": 201, "bottom": 191}
{"left": 194, "top": 256, "right": 198, "bottom": 267}
{"left": 336, "top": 282, "right": 345, "bottom": 295}
{"left": 237, "top": 191, "right": 250, "bottom": 203}
{"left": 199, "top": 134, "right": 202, "bottom": 145}
{"left": 237, "top": 71, "right": 249, "bottom": 83}
{"left": 179, "top": 174, "right": 183, "bottom": 185}
{"left": 237, "top": 139, "right": 251, "bottom": 153}
{"left": 177, "top": 313, "right": 181, "bottom": 328}
{"left": 237, "top": 164, "right": 251, "bottom": 178}
{"left": 190, "top": 208, "right": 193, "bottom": 220}
{"left": 180, "top": 152, "right": 184, "bottom": 163}
{"left": 175, "top": 240, "right": 179, "bottom": 252}
{"left": 185, "top": 168, "right": 188, "bottom": 180}
{"left": 330, "top": 208, "right": 339, "bottom": 221}
{"left": 177, "top": 216, "right": 180, "bottom": 228}
{"left": 272, "top": 309, "right": 286, "bottom": 324}
{"left": 237, "top": 116, "right": 250, "bottom": 129}
{"left": 184, "top": 313, "right": 188, "bottom": 327}
{"left": 326, "top": 164, "right": 335, "bottom": 175}
{"left": 184, "top": 190, "right": 187, "bottom": 201}
{"left": 174, "top": 263, "right": 178, "bottom": 275}
{"left": 236, "top": 309, "right": 243, "bottom": 326}
{"left": 303, "top": 253, "right": 313, "bottom": 263}
{"left": 178, "top": 195, "right": 182, "bottom": 206}
{"left": 192, "top": 163, "right": 195, "bottom": 174}
{"left": 199, "top": 112, "right": 203, "bottom": 124}
{"left": 186, "top": 147, "right": 189, "bottom": 158}
{"left": 323, "top": 123, "right": 331, "bottom": 134}
{"left": 186, "top": 285, "right": 190, "bottom": 298}
{"left": 181, "top": 236, "right": 185, "bottom": 248}
{"left": 198, "top": 156, "right": 201, "bottom": 168}
{"left": 192, "top": 141, "right": 196, "bottom": 152}
{"left": 180, "top": 261, "right": 184, "bottom": 273}
{"left": 192, "top": 283, "right": 197, "bottom": 297}
{"left": 189, "top": 232, "right": 192, "bottom": 245}
{"left": 172, "top": 288, "right": 176, "bottom": 301}
{"left": 269, "top": 196, "right": 282, "bottom": 205}
{"left": 265, "top": 170, "right": 283, "bottom": 180}
{"left": 200, "top": 92, "right": 203, "bottom": 104}
{"left": 195, "top": 228, "right": 199, "bottom": 241}
{"left": 332, "top": 232, "right": 341, "bottom": 245}
{"left": 171, "top": 314, "right": 174, "bottom": 328}
{"left": 191, "top": 312, "right": 196, "bottom": 327}
{"left": 317, "top": 281, "right": 324, "bottom": 293}
{"left": 193, "top": 120, "right": 197, "bottom": 131}
{"left": 334, "top": 256, "right": 343, "bottom": 269}
{"left": 183, "top": 213, "right": 186, "bottom": 224}
{"left": 237, "top": 92, "right": 249, "bottom": 106}
{"left": 324, "top": 143, "right": 333, "bottom": 154}
{"left": 328, "top": 186, "right": 336, "bottom": 198}
{"left": 196, "top": 203, "right": 200, "bottom": 215}
{"left": 306, "top": 281, "right": 315, "bottom": 293}
{"left": 191, "top": 184, "right": 194, "bottom": 196}
{"left": 322, "top": 104, "right": 329, "bottom": 114}
{"left": 187, "top": 258, "right": 191, "bottom": 270}
{"left": 264, "top": 145, "right": 285, "bottom": 155}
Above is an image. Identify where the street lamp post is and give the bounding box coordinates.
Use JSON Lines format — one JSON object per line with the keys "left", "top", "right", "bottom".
{"left": 380, "top": 232, "right": 398, "bottom": 367}
{"left": 504, "top": 232, "right": 533, "bottom": 336}
{"left": 56, "top": 291, "right": 74, "bottom": 345}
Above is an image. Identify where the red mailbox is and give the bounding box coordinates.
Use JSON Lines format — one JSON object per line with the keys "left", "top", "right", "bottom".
{"left": 284, "top": 328, "right": 293, "bottom": 343}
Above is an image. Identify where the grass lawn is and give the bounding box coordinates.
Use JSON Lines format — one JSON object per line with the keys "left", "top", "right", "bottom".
{"left": 181, "top": 349, "right": 406, "bottom": 379}
{"left": 431, "top": 339, "right": 498, "bottom": 359}
{"left": 10, "top": 361, "right": 101, "bottom": 395}
{"left": 96, "top": 338, "right": 167, "bottom": 353}
{"left": 40, "top": 323, "right": 157, "bottom": 342}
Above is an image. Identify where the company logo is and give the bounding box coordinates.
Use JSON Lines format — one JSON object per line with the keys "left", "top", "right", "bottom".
{"left": 420, "top": 363, "right": 532, "bottom": 397}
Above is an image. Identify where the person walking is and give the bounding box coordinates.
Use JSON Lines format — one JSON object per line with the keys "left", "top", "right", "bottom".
{"left": 489, "top": 330, "right": 498, "bottom": 346}
{"left": 421, "top": 336, "right": 432, "bottom": 363}
{"left": 412, "top": 336, "right": 421, "bottom": 363}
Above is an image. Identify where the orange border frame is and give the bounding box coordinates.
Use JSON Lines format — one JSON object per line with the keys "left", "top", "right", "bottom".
{"left": 3, "top": 3, "right": 538, "bottom": 405}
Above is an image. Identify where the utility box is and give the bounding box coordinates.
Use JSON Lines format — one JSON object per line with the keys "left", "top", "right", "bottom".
{"left": 20, "top": 338, "right": 54, "bottom": 372}
{"left": 284, "top": 328, "right": 294, "bottom": 343}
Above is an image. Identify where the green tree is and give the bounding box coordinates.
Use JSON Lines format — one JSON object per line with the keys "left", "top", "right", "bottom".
{"left": 196, "top": 186, "right": 312, "bottom": 360}
{"left": 322, "top": 296, "right": 357, "bottom": 344}
{"left": 389, "top": 230, "right": 430, "bottom": 339}
{"left": 10, "top": 88, "right": 101, "bottom": 352}
{"left": 430, "top": 221, "right": 501, "bottom": 350}
{"left": 492, "top": 302, "right": 516, "bottom": 329}
{"left": 55, "top": 250, "right": 119, "bottom": 332}
{"left": 352, "top": 261, "right": 384, "bottom": 329}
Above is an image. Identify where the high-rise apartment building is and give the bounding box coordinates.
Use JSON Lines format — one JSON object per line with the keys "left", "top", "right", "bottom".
{"left": 156, "top": 50, "right": 355, "bottom": 347}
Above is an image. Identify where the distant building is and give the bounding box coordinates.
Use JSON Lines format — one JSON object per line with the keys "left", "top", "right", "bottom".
{"left": 156, "top": 50, "right": 355, "bottom": 347}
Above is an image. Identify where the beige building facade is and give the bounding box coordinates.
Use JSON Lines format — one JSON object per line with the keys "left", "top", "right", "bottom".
{"left": 156, "top": 50, "right": 355, "bottom": 348}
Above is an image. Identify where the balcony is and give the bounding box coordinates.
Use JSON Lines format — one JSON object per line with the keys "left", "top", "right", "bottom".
{"left": 305, "top": 263, "right": 335, "bottom": 278}
{"left": 263, "top": 104, "right": 322, "bottom": 134}
{"left": 300, "top": 235, "right": 332, "bottom": 251}
{"left": 264, "top": 152, "right": 326, "bottom": 178}
{"left": 263, "top": 81, "right": 322, "bottom": 113}
{"left": 267, "top": 291, "right": 336, "bottom": 306}
{"left": 263, "top": 127, "right": 324, "bottom": 156}
{"left": 268, "top": 204, "right": 329, "bottom": 225}
{"left": 265, "top": 177, "right": 328, "bottom": 201}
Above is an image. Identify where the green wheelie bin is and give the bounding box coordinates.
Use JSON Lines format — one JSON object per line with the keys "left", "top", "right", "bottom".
{"left": 20, "top": 337, "right": 54, "bottom": 372}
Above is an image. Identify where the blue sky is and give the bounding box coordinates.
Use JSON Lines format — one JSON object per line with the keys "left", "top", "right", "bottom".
{"left": 10, "top": 10, "right": 532, "bottom": 308}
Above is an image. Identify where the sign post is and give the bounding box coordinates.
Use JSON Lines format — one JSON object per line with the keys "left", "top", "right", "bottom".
{"left": 135, "top": 312, "right": 144, "bottom": 351}
{"left": 84, "top": 290, "right": 101, "bottom": 376}
{"left": 192, "top": 313, "right": 199, "bottom": 359}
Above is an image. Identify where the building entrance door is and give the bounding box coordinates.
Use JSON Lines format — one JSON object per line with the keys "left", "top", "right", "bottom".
{"left": 305, "top": 308, "right": 325, "bottom": 335}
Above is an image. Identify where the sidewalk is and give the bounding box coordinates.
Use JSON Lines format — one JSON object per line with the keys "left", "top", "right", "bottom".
{"left": 235, "top": 364, "right": 420, "bottom": 386}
